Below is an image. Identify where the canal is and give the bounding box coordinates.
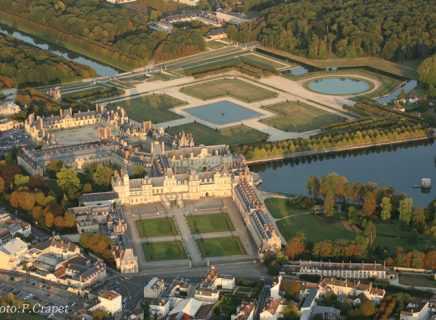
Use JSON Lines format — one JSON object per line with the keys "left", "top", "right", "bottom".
{"left": 0, "top": 24, "right": 119, "bottom": 77}
{"left": 251, "top": 142, "right": 436, "bottom": 207}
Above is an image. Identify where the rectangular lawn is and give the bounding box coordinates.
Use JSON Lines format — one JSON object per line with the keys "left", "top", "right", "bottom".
{"left": 197, "top": 236, "right": 246, "bottom": 257}
{"left": 187, "top": 213, "right": 235, "bottom": 233}
{"left": 262, "top": 101, "right": 345, "bottom": 132}
{"left": 399, "top": 274, "right": 436, "bottom": 288}
{"left": 136, "top": 217, "right": 178, "bottom": 238}
{"left": 264, "top": 198, "right": 309, "bottom": 219}
{"left": 111, "top": 94, "right": 185, "bottom": 123}
{"left": 142, "top": 241, "right": 187, "bottom": 261}
{"left": 181, "top": 79, "right": 277, "bottom": 102}
{"left": 166, "top": 122, "right": 267, "bottom": 146}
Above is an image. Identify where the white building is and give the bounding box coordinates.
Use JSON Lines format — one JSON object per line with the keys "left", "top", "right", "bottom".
{"left": 98, "top": 291, "right": 122, "bottom": 315}
{"left": 400, "top": 299, "right": 430, "bottom": 320}
{"left": 320, "top": 278, "right": 386, "bottom": 304}
{"left": 0, "top": 238, "right": 28, "bottom": 270}
{"left": 231, "top": 301, "right": 255, "bottom": 320}
{"left": 168, "top": 298, "right": 215, "bottom": 319}
{"left": 0, "top": 102, "right": 20, "bottom": 116}
{"left": 144, "top": 277, "right": 165, "bottom": 298}
{"left": 149, "top": 298, "right": 172, "bottom": 318}
{"left": 259, "top": 299, "right": 288, "bottom": 320}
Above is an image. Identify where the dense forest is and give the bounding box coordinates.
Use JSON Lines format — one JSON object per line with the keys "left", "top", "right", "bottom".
{"left": 0, "top": 34, "right": 96, "bottom": 87}
{"left": 227, "top": 0, "right": 435, "bottom": 61}
{"left": 0, "top": 0, "right": 205, "bottom": 68}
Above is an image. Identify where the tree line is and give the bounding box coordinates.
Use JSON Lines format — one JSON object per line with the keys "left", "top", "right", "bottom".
{"left": 0, "top": 0, "right": 207, "bottom": 69}
{"left": 227, "top": 0, "right": 435, "bottom": 61}
{"left": 0, "top": 34, "right": 96, "bottom": 87}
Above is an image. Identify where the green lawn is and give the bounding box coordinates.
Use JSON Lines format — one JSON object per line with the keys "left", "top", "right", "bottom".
{"left": 264, "top": 198, "right": 309, "bottom": 219}
{"left": 265, "top": 198, "right": 354, "bottom": 242}
{"left": 136, "top": 218, "right": 178, "bottom": 238}
{"left": 241, "top": 53, "right": 291, "bottom": 70}
{"left": 399, "top": 274, "right": 436, "bottom": 288}
{"left": 262, "top": 101, "right": 345, "bottom": 132}
{"left": 167, "top": 122, "right": 268, "bottom": 146}
{"left": 142, "top": 241, "right": 187, "bottom": 261}
{"left": 375, "top": 222, "right": 431, "bottom": 251}
{"left": 181, "top": 79, "right": 277, "bottom": 102}
{"left": 187, "top": 213, "right": 234, "bottom": 233}
{"left": 197, "top": 236, "right": 246, "bottom": 257}
{"left": 207, "top": 40, "right": 228, "bottom": 49}
{"left": 110, "top": 94, "right": 185, "bottom": 123}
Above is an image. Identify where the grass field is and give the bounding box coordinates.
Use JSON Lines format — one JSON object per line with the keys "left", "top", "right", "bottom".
{"left": 258, "top": 46, "right": 418, "bottom": 79}
{"left": 264, "top": 198, "right": 309, "bottom": 219}
{"left": 142, "top": 241, "right": 187, "bottom": 261}
{"left": 375, "top": 223, "right": 431, "bottom": 251}
{"left": 207, "top": 40, "right": 228, "bottom": 49}
{"left": 398, "top": 274, "right": 436, "bottom": 288}
{"left": 111, "top": 94, "right": 184, "bottom": 123}
{"left": 166, "top": 122, "right": 268, "bottom": 146}
{"left": 265, "top": 198, "right": 355, "bottom": 242}
{"left": 262, "top": 101, "right": 345, "bottom": 132}
{"left": 197, "top": 236, "right": 246, "bottom": 257}
{"left": 187, "top": 213, "right": 235, "bottom": 233}
{"left": 136, "top": 217, "right": 178, "bottom": 238}
{"left": 181, "top": 79, "right": 277, "bottom": 102}
{"left": 266, "top": 198, "right": 432, "bottom": 251}
{"left": 240, "top": 53, "right": 291, "bottom": 70}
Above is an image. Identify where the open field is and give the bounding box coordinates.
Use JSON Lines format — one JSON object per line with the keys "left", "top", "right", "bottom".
{"left": 375, "top": 223, "right": 432, "bottom": 251}
{"left": 187, "top": 213, "right": 234, "bottom": 233}
{"left": 240, "top": 53, "right": 292, "bottom": 70}
{"left": 207, "top": 40, "right": 228, "bottom": 50}
{"left": 142, "top": 241, "right": 187, "bottom": 261}
{"left": 258, "top": 46, "right": 418, "bottom": 79}
{"left": 135, "top": 217, "right": 178, "bottom": 238}
{"left": 262, "top": 101, "right": 345, "bottom": 132}
{"left": 398, "top": 274, "right": 436, "bottom": 288}
{"left": 166, "top": 122, "right": 268, "bottom": 146}
{"left": 181, "top": 79, "right": 277, "bottom": 102}
{"left": 111, "top": 94, "right": 184, "bottom": 123}
{"left": 266, "top": 198, "right": 433, "bottom": 251}
{"left": 264, "top": 198, "right": 309, "bottom": 219}
{"left": 197, "top": 236, "right": 246, "bottom": 257}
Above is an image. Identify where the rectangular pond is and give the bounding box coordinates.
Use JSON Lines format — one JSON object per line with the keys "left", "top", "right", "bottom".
{"left": 185, "top": 101, "right": 261, "bottom": 125}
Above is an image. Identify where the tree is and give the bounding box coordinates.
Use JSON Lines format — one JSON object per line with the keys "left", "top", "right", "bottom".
{"left": 45, "top": 212, "right": 54, "bottom": 228}
{"left": 132, "top": 165, "right": 146, "bottom": 178}
{"left": 92, "top": 164, "right": 113, "bottom": 186}
{"left": 285, "top": 234, "right": 305, "bottom": 259}
{"left": 64, "top": 211, "right": 76, "bottom": 228}
{"left": 418, "top": 54, "right": 436, "bottom": 91}
{"left": 281, "top": 303, "right": 299, "bottom": 320}
{"left": 56, "top": 167, "right": 80, "bottom": 191}
{"left": 399, "top": 198, "right": 413, "bottom": 224}
{"left": 14, "top": 174, "right": 30, "bottom": 188}
{"left": 362, "top": 191, "right": 377, "bottom": 216}
{"left": 360, "top": 300, "right": 376, "bottom": 317}
{"left": 364, "top": 221, "right": 376, "bottom": 246}
{"left": 92, "top": 309, "right": 109, "bottom": 320}
{"left": 0, "top": 176, "right": 4, "bottom": 194}
{"left": 380, "top": 196, "right": 392, "bottom": 221}
{"left": 46, "top": 159, "right": 63, "bottom": 178}
{"left": 323, "top": 191, "right": 335, "bottom": 216}
{"left": 306, "top": 176, "right": 320, "bottom": 197}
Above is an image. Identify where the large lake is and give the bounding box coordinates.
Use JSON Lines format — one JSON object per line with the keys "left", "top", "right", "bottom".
{"left": 0, "top": 25, "right": 119, "bottom": 76}
{"left": 251, "top": 142, "right": 436, "bottom": 207}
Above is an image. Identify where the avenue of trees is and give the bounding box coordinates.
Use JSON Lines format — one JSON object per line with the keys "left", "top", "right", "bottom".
{"left": 418, "top": 54, "right": 436, "bottom": 98}
{"left": 0, "top": 34, "right": 96, "bottom": 86}
{"left": 227, "top": 0, "right": 435, "bottom": 61}
{"left": 0, "top": 0, "right": 206, "bottom": 68}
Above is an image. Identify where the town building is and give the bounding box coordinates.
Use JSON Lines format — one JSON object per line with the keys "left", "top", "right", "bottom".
{"left": 168, "top": 298, "right": 215, "bottom": 319}
{"left": 400, "top": 298, "right": 431, "bottom": 320}
{"left": 259, "top": 298, "right": 289, "bottom": 320}
{"left": 206, "top": 28, "right": 227, "bottom": 40}
{"left": 201, "top": 266, "right": 235, "bottom": 290}
{"left": 0, "top": 212, "right": 31, "bottom": 243}
{"left": 0, "top": 237, "right": 28, "bottom": 270}
{"left": 285, "top": 261, "right": 395, "bottom": 279}
{"left": 0, "top": 101, "right": 20, "bottom": 116}
{"left": 144, "top": 277, "right": 166, "bottom": 298}
{"left": 320, "top": 278, "right": 386, "bottom": 304}
{"left": 46, "top": 87, "right": 61, "bottom": 101}
{"left": 216, "top": 9, "right": 252, "bottom": 25}
{"left": 94, "top": 291, "right": 123, "bottom": 315}
{"left": 0, "top": 118, "right": 21, "bottom": 132}
{"left": 149, "top": 298, "right": 172, "bottom": 318}
{"left": 231, "top": 301, "right": 255, "bottom": 320}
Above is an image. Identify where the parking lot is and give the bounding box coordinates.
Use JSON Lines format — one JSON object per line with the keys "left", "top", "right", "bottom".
{"left": 0, "top": 272, "right": 86, "bottom": 319}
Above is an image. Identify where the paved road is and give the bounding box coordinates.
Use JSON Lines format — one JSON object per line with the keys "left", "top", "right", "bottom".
{"left": 175, "top": 207, "right": 203, "bottom": 266}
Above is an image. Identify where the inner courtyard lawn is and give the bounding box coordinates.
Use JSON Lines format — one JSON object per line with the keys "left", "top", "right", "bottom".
{"left": 181, "top": 78, "right": 277, "bottom": 102}
{"left": 166, "top": 122, "right": 268, "bottom": 146}
{"left": 110, "top": 94, "right": 184, "bottom": 123}
{"left": 136, "top": 217, "right": 178, "bottom": 238}
{"left": 197, "top": 236, "right": 246, "bottom": 257}
{"left": 262, "top": 101, "right": 345, "bottom": 132}
{"left": 142, "top": 241, "right": 187, "bottom": 261}
{"left": 187, "top": 213, "right": 235, "bottom": 233}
